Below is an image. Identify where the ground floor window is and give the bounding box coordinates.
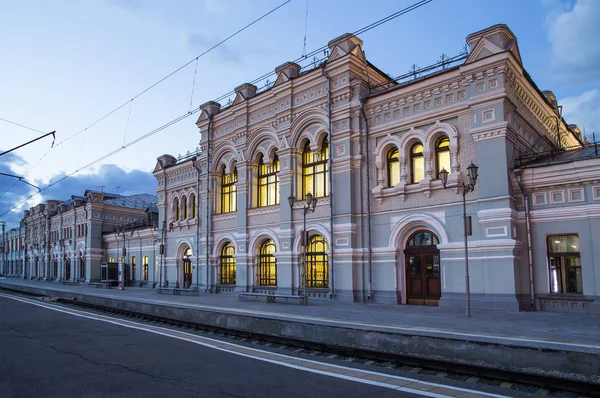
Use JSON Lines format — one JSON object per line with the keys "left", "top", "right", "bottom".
{"left": 305, "top": 235, "right": 328, "bottom": 288}
{"left": 143, "top": 256, "right": 148, "bottom": 281}
{"left": 257, "top": 239, "right": 276, "bottom": 286}
{"left": 547, "top": 235, "right": 582, "bottom": 294}
{"left": 220, "top": 242, "right": 236, "bottom": 284}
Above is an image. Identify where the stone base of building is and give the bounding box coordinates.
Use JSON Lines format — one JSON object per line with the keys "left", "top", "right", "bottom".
{"left": 538, "top": 294, "right": 596, "bottom": 314}
{"left": 439, "top": 293, "right": 521, "bottom": 312}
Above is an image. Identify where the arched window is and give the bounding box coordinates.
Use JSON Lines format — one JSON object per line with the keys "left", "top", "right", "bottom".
{"left": 306, "top": 235, "right": 329, "bottom": 288}
{"left": 302, "top": 139, "right": 329, "bottom": 198}
{"left": 410, "top": 143, "right": 424, "bottom": 184}
{"left": 408, "top": 230, "right": 439, "bottom": 247}
{"left": 220, "top": 242, "right": 236, "bottom": 284}
{"left": 387, "top": 148, "right": 400, "bottom": 187}
{"left": 257, "top": 239, "right": 277, "bottom": 286}
{"left": 258, "top": 155, "right": 280, "bottom": 207}
{"left": 181, "top": 195, "right": 188, "bottom": 220}
{"left": 221, "top": 167, "right": 238, "bottom": 213}
{"left": 173, "top": 197, "right": 180, "bottom": 221}
{"left": 435, "top": 136, "right": 451, "bottom": 179}
{"left": 189, "top": 193, "right": 196, "bottom": 219}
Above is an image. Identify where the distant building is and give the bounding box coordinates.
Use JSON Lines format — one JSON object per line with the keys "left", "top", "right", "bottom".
{"left": 154, "top": 24, "right": 599, "bottom": 314}
{"left": 1, "top": 190, "right": 158, "bottom": 285}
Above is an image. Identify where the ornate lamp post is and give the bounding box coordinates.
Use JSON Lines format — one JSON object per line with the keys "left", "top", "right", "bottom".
{"left": 288, "top": 192, "right": 317, "bottom": 306}
{"left": 439, "top": 162, "right": 478, "bottom": 318}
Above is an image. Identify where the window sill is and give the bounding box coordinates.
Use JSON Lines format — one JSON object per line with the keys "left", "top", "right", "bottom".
{"left": 372, "top": 172, "right": 462, "bottom": 202}
{"left": 248, "top": 205, "right": 280, "bottom": 216}
{"left": 213, "top": 212, "right": 237, "bottom": 221}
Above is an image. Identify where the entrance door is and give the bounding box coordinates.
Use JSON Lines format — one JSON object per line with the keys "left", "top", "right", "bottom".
{"left": 182, "top": 247, "right": 193, "bottom": 289}
{"left": 404, "top": 230, "right": 441, "bottom": 306}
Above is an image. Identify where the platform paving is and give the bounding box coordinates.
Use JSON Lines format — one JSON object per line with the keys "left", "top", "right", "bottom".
{"left": 1, "top": 278, "right": 599, "bottom": 385}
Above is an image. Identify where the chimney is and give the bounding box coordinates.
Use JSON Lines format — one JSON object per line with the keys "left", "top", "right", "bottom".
{"left": 275, "top": 62, "right": 301, "bottom": 80}
{"left": 234, "top": 83, "right": 257, "bottom": 101}
{"left": 327, "top": 33, "right": 363, "bottom": 55}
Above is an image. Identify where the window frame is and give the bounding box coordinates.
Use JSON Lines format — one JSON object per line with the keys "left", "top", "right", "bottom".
{"left": 173, "top": 197, "right": 180, "bottom": 221}
{"left": 221, "top": 167, "right": 238, "bottom": 213}
{"left": 306, "top": 235, "right": 329, "bottom": 288}
{"left": 435, "top": 136, "right": 451, "bottom": 179}
{"left": 302, "top": 139, "right": 329, "bottom": 198}
{"left": 547, "top": 235, "right": 582, "bottom": 294}
{"left": 181, "top": 196, "right": 188, "bottom": 220}
{"left": 219, "top": 242, "right": 236, "bottom": 285}
{"left": 387, "top": 147, "right": 400, "bottom": 187}
{"left": 410, "top": 143, "right": 425, "bottom": 184}
{"left": 256, "top": 239, "right": 277, "bottom": 286}
{"left": 257, "top": 155, "right": 280, "bottom": 207}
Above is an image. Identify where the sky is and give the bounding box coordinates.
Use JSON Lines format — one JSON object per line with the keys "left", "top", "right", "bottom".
{"left": 1, "top": 0, "right": 599, "bottom": 228}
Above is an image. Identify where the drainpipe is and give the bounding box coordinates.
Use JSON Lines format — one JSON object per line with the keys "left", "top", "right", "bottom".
{"left": 192, "top": 156, "right": 201, "bottom": 290}
{"left": 514, "top": 169, "right": 535, "bottom": 310}
{"left": 320, "top": 64, "right": 335, "bottom": 299}
{"left": 359, "top": 98, "right": 373, "bottom": 301}
{"left": 205, "top": 115, "right": 214, "bottom": 293}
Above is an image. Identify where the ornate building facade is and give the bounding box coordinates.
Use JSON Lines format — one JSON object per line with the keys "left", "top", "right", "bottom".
{"left": 153, "top": 24, "right": 598, "bottom": 313}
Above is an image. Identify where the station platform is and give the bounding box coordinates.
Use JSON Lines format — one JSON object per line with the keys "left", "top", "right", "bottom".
{"left": 1, "top": 278, "right": 599, "bottom": 385}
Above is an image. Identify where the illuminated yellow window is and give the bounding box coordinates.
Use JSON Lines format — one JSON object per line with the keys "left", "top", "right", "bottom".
{"left": 189, "top": 193, "right": 196, "bottom": 218}
{"left": 302, "top": 139, "right": 329, "bottom": 198}
{"left": 143, "top": 256, "right": 148, "bottom": 281}
{"left": 220, "top": 242, "right": 236, "bottom": 284}
{"left": 306, "top": 235, "right": 329, "bottom": 288}
{"left": 411, "top": 143, "right": 424, "bottom": 184}
{"left": 387, "top": 148, "right": 400, "bottom": 187}
{"left": 258, "top": 155, "right": 279, "bottom": 207}
{"left": 257, "top": 239, "right": 276, "bottom": 286}
{"left": 109, "top": 257, "right": 115, "bottom": 263}
{"left": 221, "top": 168, "right": 238, "bottom": 213}
{"left": 435, "top": 136, "right": 451, "bottom": 179}
{"left": 181, "top": 195, "right": 188, "bottom": 220}
{"left": 173, "top": 197, "right": 180, "bottom": 220}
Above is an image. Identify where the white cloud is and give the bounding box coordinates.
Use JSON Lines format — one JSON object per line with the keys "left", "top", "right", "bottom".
{"left": 560, "top": 89, "right": 600, "bottom": 138}
{"left": 547, "top": 0, "right": 600, "bottom": 85}
{"left": 203, "top": 0, "right": 228, "bottom": 17}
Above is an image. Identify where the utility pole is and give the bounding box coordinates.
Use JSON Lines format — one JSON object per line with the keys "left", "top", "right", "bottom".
{"left": 1, "top": 221, "right": 5, "bottom": 276}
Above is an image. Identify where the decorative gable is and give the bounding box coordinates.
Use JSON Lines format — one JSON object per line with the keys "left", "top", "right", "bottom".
{"left": 465, "top": 24, "right": 522, "bottom": 65}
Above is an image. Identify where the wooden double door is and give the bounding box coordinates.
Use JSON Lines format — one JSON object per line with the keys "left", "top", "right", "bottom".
{"left": 404, "top": 230, "right": 441, "bottom": 306}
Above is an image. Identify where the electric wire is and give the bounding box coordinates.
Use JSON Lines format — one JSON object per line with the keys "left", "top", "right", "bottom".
{"left": 0, "top": 0, "right": 435, "bottom": 219}
{"left": 53, "top": 0, "right": 292, "bottom": 148}
{"left": 0, "top": 117, "right": 45, "bottom": 134}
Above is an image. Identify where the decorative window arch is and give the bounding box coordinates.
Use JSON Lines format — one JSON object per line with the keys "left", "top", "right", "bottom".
{"left": 258, "top": 155, "right": 280, "bottom": 207}
{"left": 435, "top": 136, "right": 451, "bottom": 179}
{"left": 189, "top": 193, "right": 196, "bottom": 219}
{"left": 302, "top": 138, "right": 329, "bottom": 198}
{"left": 172, "top": 197, "right": 180, "bottom": 221}
{"left": 221, "top": 167, "right": 238, "bottom": 213}
{"left": 306, "top": 235, "right": 328, "bottom": 288}
{"left": 410, "top": 143, "right": 425, "bottom": 184}
{"left": 181, "top": 195, "right": 188, "bottom": 220}
{"left": 257, "top": 239, "right": 277, "bottom": 286}
{"left": 387, "top": 147, "right": 400, "bottom": 187}
{"left": 220, "top": 242, "right": 236, "bottom": 284}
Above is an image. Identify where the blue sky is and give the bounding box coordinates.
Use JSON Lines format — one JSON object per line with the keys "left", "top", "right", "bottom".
{"left": 1, "top": 0, "right": 598, "bottom": 228}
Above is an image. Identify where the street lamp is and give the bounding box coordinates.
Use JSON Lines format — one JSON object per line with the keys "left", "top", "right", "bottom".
{"left": 439, "top": 162, "right": 478, "bottom": 318}
{"left": 288, "top": 192, "right": 317, "bottom": 306}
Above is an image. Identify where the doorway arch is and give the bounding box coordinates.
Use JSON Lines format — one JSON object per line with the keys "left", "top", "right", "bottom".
{"left": 404, "top": 230, "right": 441, "bottom": 306}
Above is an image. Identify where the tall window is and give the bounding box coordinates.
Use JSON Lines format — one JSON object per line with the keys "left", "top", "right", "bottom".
{"left": 302, "top": 139, "right": 329, "bottom": 198}
{"left": 387, "top": 148, "right": 400, "bottom": 187}
{"left": 258, "top": 155, "right": 280, "bottom": 207}
{"left": 435, "top": 136, "right": 451, "bottom": 178}
{"left": 173, "top": 197, "right": 180, "bottom": 221}
{"left": 181, "top": 196, "right": 188, "bottom": 220}
{"left": 306, "top": 235, "right": 329, "bottom": 288}
{"left": 548, "top": 235, "right": 582, "bottom": 294}
{"left": 189, "top": 193, "right": 196, "bottom": 219}
{"left": 131, "top": 256, "right": 136, "bottom": 281}
{"left": 411, "top": 143, "right": 425, "bottom": 184}
{"left": 221, "top": 168, "right": 238, "bottom": 213}
{"left": 257, "top": 239, "right": 277, "bottom": 286}
{"left": 143, "top": 256, "right": 149, "bottom": 281}
{"left": 220, "top": 242, "right": 236, "bottom": 284}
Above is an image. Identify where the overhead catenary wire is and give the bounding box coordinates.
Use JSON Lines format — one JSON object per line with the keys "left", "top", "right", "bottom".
{"left": 53, "top": 0, "right": 292, "bottom": 148}
{"left": 0, "top": 0, "right": 435, "bottom": 218}
{"left": 0, "top": 117, "right": 45, "bottom": 134}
